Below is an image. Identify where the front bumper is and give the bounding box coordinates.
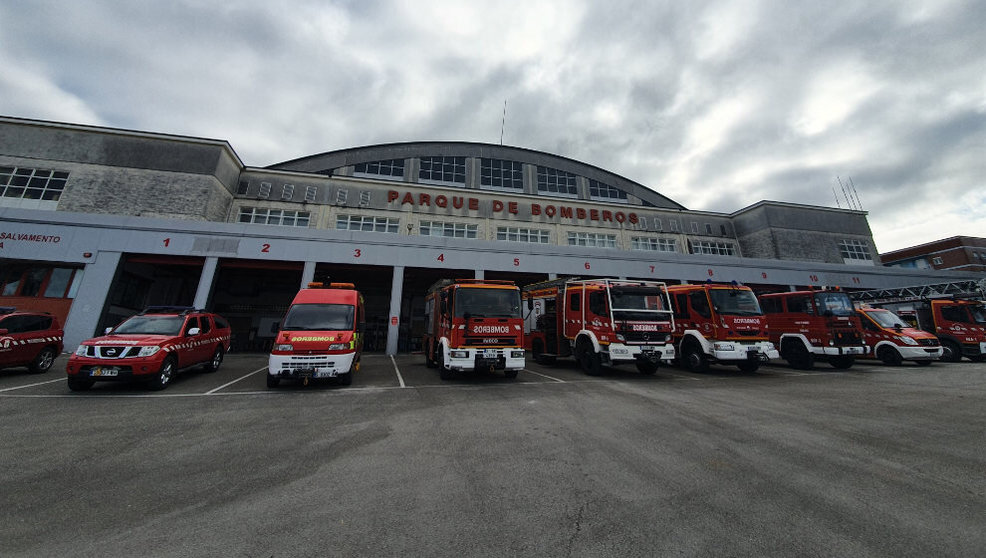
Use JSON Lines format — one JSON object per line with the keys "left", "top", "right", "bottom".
{"left": 268, "top": 352, "right": 356, "bottom": 379}
{"left": 607, "top": 343, "right": 675, "bottom": 363}
{"left": 446, "top": 348, "right": 525, "bottom": 372}
{"left": 896, "top": 345, "right": 943, "bottom": 361}
{"left": 814, "top": 345, "right": 870, "bottom": 357}
{"left": 66, "top": 356, "right": 165, "bottom": 379}
{"left": 712, "top": 342, "right": 779, "bottom": 363}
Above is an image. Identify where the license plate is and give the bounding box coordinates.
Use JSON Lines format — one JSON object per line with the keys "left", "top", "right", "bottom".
{"left": 91, "top": 367, "right": 118, "bottom": 377}
{"left": 844, "top": 347, "right": 863, "bottom": 355}
{"left": 482, "top": 350, "right": 499, "bottom": 357}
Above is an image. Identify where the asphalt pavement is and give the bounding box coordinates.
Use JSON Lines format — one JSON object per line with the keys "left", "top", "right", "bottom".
{"left": 1, "top": 353, "right": 984, "bottom": 557}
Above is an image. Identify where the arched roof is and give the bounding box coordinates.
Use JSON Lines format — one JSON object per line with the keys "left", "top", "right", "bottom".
{"left": 268, "top": 141, "right": 686, "bottom": 210}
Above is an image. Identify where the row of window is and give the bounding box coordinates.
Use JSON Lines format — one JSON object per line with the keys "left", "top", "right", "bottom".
{"left": 839, "top": 239, "right": 872, "bottom": 260}
{"left": 1, "top": 265, "right": 84, "bottom": 299}
{"left": 0, "top": 166, "right": 68, "bottom": 201}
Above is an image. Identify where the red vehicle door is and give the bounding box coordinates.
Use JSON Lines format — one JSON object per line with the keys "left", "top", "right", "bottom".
{"left": 0, "top": 314, "right": 32, "bottom": 366}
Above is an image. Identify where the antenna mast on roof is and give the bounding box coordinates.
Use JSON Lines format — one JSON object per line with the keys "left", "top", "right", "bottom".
{"left": 848, "top": 176, "right": 863, "bottom": 210}
{"left": 832, "top": 187, "right": 842, "bottom": 208}
{"left": 500, "top": 99, "right": 507, "bottom": 145}
{"left": 837, "top": 176, "right": 856, "bottom": 210}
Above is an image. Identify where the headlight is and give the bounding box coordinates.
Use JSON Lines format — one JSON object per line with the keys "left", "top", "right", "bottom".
{"left": 328, "top": 343, "right": 349, "bottom": 351}
{"left": 74, "top": 345, "right": 89, "bottom": 356}
{"left": 615, "top": 334, "right": 626, "bottom": 342}
{"left": 136, "top": 346, "right": 161, "bottom": 357}
{"left": 896, "top": 335, "right": 918, "bottom": 346}
{"left": 275, "top": 344, "right": 293, "bottom": 352}
{"left": 510, "top": 350, "right": 524, "bottom": 358}
{"left": 451, "top": 350, "right": 469, "bottom": 358}
{"left": 713, "top": 342, "right": 735, "bottom": 352}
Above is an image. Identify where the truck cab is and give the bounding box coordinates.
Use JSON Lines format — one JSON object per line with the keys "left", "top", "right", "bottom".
{"left": 268, "top": 282, "right": 365, "bottom": 387}
{"left": 759, "top": 289, "right": 868, "bottom": 369}
{"left": 666, "top": 283, "right": 778, "bottom": 373}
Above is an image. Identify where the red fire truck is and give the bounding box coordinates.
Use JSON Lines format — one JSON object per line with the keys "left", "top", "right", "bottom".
{"left": 522, "top": 278, "right": 675, "bottom": 375}
{"left": 849, "top": 280, "right": 986, "bottom": 363}
{"left": 666, "top": 282, "right": 778, "bottom": 373}
{"left": 758, "top": 288, "right": 868, "bottom": 369}
{"left": 268, "top": 282, "right": 365, "bottom": 387}
{"left": 423, "top": 279, "right": 525, "bottom": 380}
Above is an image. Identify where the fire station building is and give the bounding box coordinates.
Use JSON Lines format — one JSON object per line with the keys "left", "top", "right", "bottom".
{"left": 1, "top": 116, "right": 980, "bottom": 353}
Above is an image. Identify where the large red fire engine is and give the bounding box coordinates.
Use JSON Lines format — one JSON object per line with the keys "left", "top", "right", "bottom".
{"left": 423, "top": 279, "right": 525, "bottom": 380}
{"left": 666, "top": 282, "right": 778, "bottom": 373}
{"left": 758, "top": 288, "right": 868, "bottom": 369}
{"left": 849, "top": 280, "right": 986, "bottom": 362}
{"left": 522, "top": 278, "right": 675, "bottom": 375}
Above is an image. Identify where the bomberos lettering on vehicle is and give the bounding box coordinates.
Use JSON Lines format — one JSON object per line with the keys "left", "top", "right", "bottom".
{"left": 472, "top": 325, "right": 510, "bottom": 334}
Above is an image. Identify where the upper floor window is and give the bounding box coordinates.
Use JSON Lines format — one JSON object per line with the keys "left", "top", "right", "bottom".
{"left": 0, "top": 167, "right": 68, "bottom": 201}
{"left": 354, "top": 159, "right": 405, "bottom": 180}
{"left": 238, "top": 207, "right": 310, "bottom": 227}
{"left": 419, "top": 156, "right": 466, "bottom": 185}
{"left": 336, "top": 215, "right": 399, "bottom": 233}
{"left": 839, "top": 239, "right": 872, "bottom": 261}
{"left": 480, "top": 159, "right": 523, "bottom": 190}
{"left": 420, "top": 220, "right": 477, "bottom": 239}
{"left": 567, "top": 232, "right": 617, "bottom": 248}
{"left": 537, "top": 166, "right": 578, "bottom": 197}
{"left": 690, "top": 240, "right": 736, "bottom": 256}
{"left": 588, "top": 179, "right": 627, "bottom": 202}
{"left": 497, "top": 227, "right": 550, "bottom": 244}
{"left": 631, "top": 237, "right": 677, "bottom": 252}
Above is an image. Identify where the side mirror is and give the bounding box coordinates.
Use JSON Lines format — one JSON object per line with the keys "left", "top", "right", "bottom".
{"left": 894, "top": 324, "right": 903, "bottom": 333}
{"left": 104, "top": 327, "right": 113, "bottom": 334}
{"left": 187, "top": 327, "right": 201, "bottom": 336}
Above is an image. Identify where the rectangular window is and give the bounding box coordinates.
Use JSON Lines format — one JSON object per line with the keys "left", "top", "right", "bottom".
{"left": 689, "top": 240, "right": 736, "bottom": 256}
{"left": 567, "top": 232, "right": 617, "bottom": 248}
{"left": 691, "top": 222, "right": 699, "bottom": 234}
{"left": 419, "top": 220, "right": 478, "bottom": 238}
{"left": 0, "top": 166, "right": 68, "bottom": 201}
{"left": 336, "top": 215, "right": 400, "bottom": 233}
{"left": 496, "top": 227, "right": 550, "bottom": 244}
{"left": 258, "top": 182, "right": 271, "bottom": 199}
{"left": 653, "top": 218, "right": 662, "bottom": 231}
{"left": 419, "top": 156, "right": 466, "bottom": 185}
{"left": 281, "top": 184, "right": 295, "bottom": 200}
{"left": 631, "top": 237, "right": 677, "bottom": 252}
{"left": 705, "top": 223, "right": 713, "bottom": 235}
{"left": 305, "top": 186, "right": 317, "bottom": 202}
{"left": 839, "top": 239, "right": 872, "bottom": 261}
{"left": 237, "top": 181, "right": 249, "bottom": 195}
{"left": 238, "top": 207, "right": 311, "bottom": 227}
{"left": 670, "top": 219, "right": 680, "bottom": 232}
{"left": 480, "top": 159, "right": 523, "bottom": 190}
{"left": 932, "top": 256, "right": 943, "bottom": 265}
{"left": 354, "top": 159, "right": 405, "bottom": 180}
{"left": 536, "top": 166, "right": 578, "bottom": 196}
{"left": 359, "top": 191, "right": 372, "bottom": 207}
{"left": 336, "top": 188, "right": 348, "bottom": 205}
{"left": 588, "top": 179, "right": 627, "bottom": 201}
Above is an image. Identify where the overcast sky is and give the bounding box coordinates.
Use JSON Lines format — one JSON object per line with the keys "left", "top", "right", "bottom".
{"left": 1, "top": 0, "right": 983, "bottom": 253}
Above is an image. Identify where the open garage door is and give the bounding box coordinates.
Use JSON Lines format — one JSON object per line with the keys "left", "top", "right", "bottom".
{"left": 311, "top": 263, "right": 393, "bottom": 353}
{"left": 98, "top": 254, "right": 206, "bottom": 334}
{"left": 211, "top": 260, "right": 303, "bottom": 353}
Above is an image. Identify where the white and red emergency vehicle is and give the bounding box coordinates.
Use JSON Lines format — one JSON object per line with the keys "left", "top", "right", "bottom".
{"left": 523, "top": 278, "right": 675, "bottom": 375}
{"left": 666, "top": 282, "right": 778, "bottom": 373}
{"left": 855, "top": 305, "right": 942, "bottom": 366}
{"left": 268, "top": 282, "right": 365, "bottom": 387}
{"left": 758, "top": 288, "right": 868, "bottom": 369}
{"left": 423, "top": 278, "right": 525, "bottom": 380}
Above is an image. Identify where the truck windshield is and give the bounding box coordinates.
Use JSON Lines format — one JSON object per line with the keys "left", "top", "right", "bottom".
{"left": 113, "top": 315, "right": 184, "bottom": 336}
{"left": 865, "top": 309, "right": 909, "bottom": 329}
{"left": 708, "top": 289, "right": 762, "bottom": 316}
{"left": 455, "top": 288, "right": 521, "bottom": 318}
{"left": 281, "top": 304, "right": 354, "bottom": 331}
{"left": 814, "top": 292, "right": 855, "bottom": 316}
{"left": 611, "top": 287, "right": 668, "bottom": 311}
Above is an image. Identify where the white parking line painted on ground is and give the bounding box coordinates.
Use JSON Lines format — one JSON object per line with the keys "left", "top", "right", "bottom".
{"left": 205, "top": 366, "right": 268, "bottom": 394}
{"left": 0, "top": 377, "right": 65, "bottom": 392}
{"left": 521, "top": 369, "right": 566, "bottom": 383}
{"left": 390, "top": 355, "right": 406, "bottom": 388}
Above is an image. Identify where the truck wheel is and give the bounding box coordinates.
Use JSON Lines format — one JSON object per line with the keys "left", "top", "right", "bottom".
{"left": 533, "top": 339, "right": 556, "bottom": 365}
{"left": 147, "top": 357, "right": 177, "bottom": 391}
{"left": 737, "top": 361, "right": 760, "bottom": 373}
{"left": 29, "top": 347, "right": 57, "bottom": 374}
{"left": 203, "top": 346, "right": 224, "bottom": 373}
{"left": 829, "top": 356, "right": 854, "bottom": 369}
{"left": 635, "top": 360, "right": 658, "bottom": 375}
{"left": 439, "top": 352, "right": 454, "bottom": 381}
{"left": 578, "top": 341, "right": 603, "bottom": 376}
{"left": 877, "top": 346, "right": 903, "bottom": 366}
{"left": 940, "top": 340, "right": 962, "bottom": 362}
{"left": 682, "top": 341, "right": 709, "bottom": 373}
{"left": 784, "top": 341, "right": 814, "bottom": 370}
{"left": 67, "top": 376, "right": 95, "bottom": 391}
{"left": 266, "top": 374, "right": 280, "bottom": 388}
